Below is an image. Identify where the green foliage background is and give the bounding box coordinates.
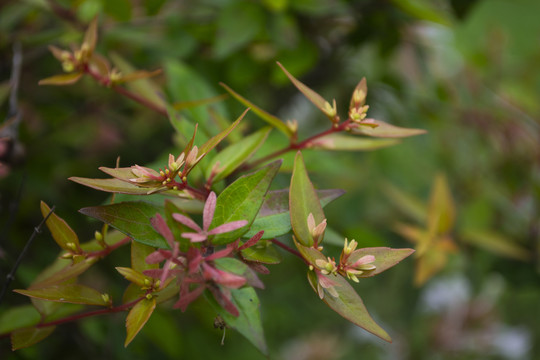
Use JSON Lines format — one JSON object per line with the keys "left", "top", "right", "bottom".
{"left": 1, "top": 0, "right": 539, "bottom": 359}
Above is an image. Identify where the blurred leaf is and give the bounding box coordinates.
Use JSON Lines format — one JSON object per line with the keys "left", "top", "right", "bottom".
{"left": 103, "top": 0, "right": 132, "bottom": 21}
{"left": 70, "top": 177, "right": 162, "bottom": 195}
{"left": 311, "top": 134, "right": 400, "bottom": 151}
{"left": 414, "top": 242, "right": 453, "bottom": 286}
{"left": 143, "top": 0, "right": 166, "bottom": 15}
{"left": 40, "top": 201, "right": 80, "bottom": 252}
{"left": 172, "top": 94, "right": 227, "bottom": 111}
{"left": 207, "top": 287, "right": 268, "bottom": 355}
{"left": 0, "top": 306, "right": 41, "bottom": 335}
{"left": 206, "top": 127, "right": 271, "bottom": 183}
{"left": 290, "top": 151, "right": 326, "bottom": 246}
{"left": 351, "top": 119, "right": 427, "bottom": 138}
{"left": 393, "top": 223, "right": 426, "bottom": 244}
{"left": 79, "top": 202, "right": 167, "bottom": 248}
{"left": 390, "top": 0, "right": 452, "bottom": 25}
{"left": 125, "top": 297, "right": 156, "bottom": 347}
{"left": 245, "top": 188, "right": 344, "bottom": 239}
{"left": 214, "top": 2, "right": 264, "bottom": 59}
{"left": 115, "top": 69, "right": 162, "bottom": 84}
{"left": 461, "top": 229, "right": 531, "bottom": 261}
{"left": 346, "top": 247, "right": 415, "bottom": 278}
{"left": 306, "top": 271, "right": 391, "bottom": 342}
{"left": 11, "top": 326, "right": 56, "bottom": 350}
{"left": 383, "top": 183, "right": 427, "bottom": 223}
{"left": 220, "top": 82, "right": 292, "bottom": 137}
{"left": 211, "top": 160, "right": 281, "bottom": 245}
{"left": 428, "top": 174, "right": 455, "bottom": 235}
{"left": 38, "top": 72, "right": 83, "bottom": 86}
{"left": 14, "top": 284, "right": 109, "bottom": 306}
{"left": 110, "top": 52, "right": 166, "bottom": 108}
{"left": 83, "top": 16, "right": 98, "bottom": 52}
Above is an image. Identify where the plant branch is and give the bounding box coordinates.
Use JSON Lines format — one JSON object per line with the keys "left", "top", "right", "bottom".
{"left": 36, "top": 296, "right": 144, "bottom": 329}
{"left": 84, "top": 65, "right": 169, "bottom": 117}
{"left": 270, "top": 238, "right": 307, "bottom": 264}
{"left": 0, "top": 206, "right": 56, "bottom": 304}
{"left": 86, "top": 236, "right": 131, "bottom": 258}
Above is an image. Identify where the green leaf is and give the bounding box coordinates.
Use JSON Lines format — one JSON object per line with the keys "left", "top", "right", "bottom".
{"left": 30, "top": 257, "right": 99, "bottom": 289}
{"left": 210, "top": 160, "right": 281, "bottom": 245}
{"left": 290, "top": 151, "right": 326, "bottom": 246}
{"left": 214, "top": 2, "right": 264, "bottom": 58}
{"left": 14, "top": 284, "right": 109, "bottom": 306}
{"left": 277, "top": 62, "right": 333, "bottom": 118}
{"left": 199, "top": 108, "right": 248, "bottom": 156}
{"left": 350, "top": 119, "right": 427, "bottom": 138}
{"left": 207, "top": 287, "right": 267, "bottom": 355}
{"left": 70, "top": 177, "right": 158, "bottom": 195}
{"left": 240, "top": 241, "right": 282, "bottom": 264}
{"left": 206, "top": 127, "right": 271, "bottom": 183}
{"left": 131, "top": 241, "right": 158, "bottom": 272}
{"left": 40, "top": 201, "right": 80, "bottom": 251}
{"left": 220, "top": 82, "right": 292, "bottom": 137}
{"left": 428, "top": 174, "right": 455, "bottom": 235}
{"left": 116, "top": 267, "right": 152, "bottom": 287}
{"left": 306, "top": 271, "right": 391, "bottom": 342}
{"left": 311, "top": 134, "right": 400, "bottom": 151}
{"left": 383, "top": 182, "right": 427, "bottom": 223}
{"left": 244, "top": 188, "right": 344, "bottom": 239}
{"left": 103, "top": 0, "right": 132, "bottom": 21}
{"left": 0, "top": 305, "right": 41, "bottom": 335}
{"left": 38, "top": 72, "right": 83, "bottom": 86}
{"left": 79, "top": 202, "right": 167, "bottom": 248}
{"left": 346, "top": 247, "right": 415, "bottom": 278}
{"left": 11, "top": 326, "right": 56, "bottom": 350}
{"left": 125, "top": 297, "right": 156, "bottom": 347}
{"left": 461, "top": 229, "right": 531, "bottom": 261}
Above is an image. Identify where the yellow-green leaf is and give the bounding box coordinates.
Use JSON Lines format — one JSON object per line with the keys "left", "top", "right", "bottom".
{"left": 14, "top": 284, "right": 109, "bottom": 306}
{"left": 311, "top": 133, "right": 399, "bottom": 151}
{"left": 125, "top": 297, "right": 156, "bottom": 347}
{"left": 40, "top": 201, "right": 80, "bottom": 252}
{"left": 461, "top": 229, "right": 530, "bottom": 261}
{"left": 11, "top": 326, "right": 56, "bottom": 350}
{"left": 38, "top": 72, "right": 83, "bottom": 86}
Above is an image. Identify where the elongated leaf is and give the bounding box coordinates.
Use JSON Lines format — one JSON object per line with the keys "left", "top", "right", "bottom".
{"left": 290, "top": 151, "right": 325, "bottom": 246}
{"left": 30, "top": 257, "right": 98, "bottom": 289}
{"left": 132, "top": 241, "right": 158, "bottom": 272}
{"left": 14, "top": 284, "right": 109, "bottom": 306}
{"left": 306, "top": 271, "right": 391, "bottom": 342}
{"left": 206, "top": 127, "right": 271, "bottom": 183}
{"left": 172, "top": 93, "right": 228, "bottom": 111}
{"left": 38, "top": 72, "right": 83, "bottom": 86}
{"left": 69, "top": 177, "right": 160, "bottom": 195}
{"left": 346, "top": 247, "right": 415, "bottom": 278}
{"left": 461, "top": 229, "right": 530, "bottom": 261}
{"left": 80, "top": 202, "right": 167, "bottom": 248}
{"left": 40, "top": 201, "right": 80, "bottom": 251}
{"left": 207, "top": 287, "right": 267, "bottom": 355}
{"left": 220, "top": 83, "right": 292, "bottom": 136}
{"left": 311, "top": 134, "right": 399, "bottom": 151}
{"left": 351, "top": 119, "right": 427, "bottom": 138}
{"left": 210, "top": 160, "right": 281, "bottom": 245}
{"left": 125, "top": 297, "right": 156, "bottom": 347}
{"left": 240, "top": 242, "right": 282, "bottom": 264}
{"left": 277, "top": 62, "right": 332, "bottom": 117}
{"left": 11, "top": 326, "right": 56, "bottom": 350}
{"left": 116, "top": 69, "right": 162, "bottom": 84}
{"left": 428, "top": 174, "right": 455, "bottom": 235}
{"left": 199, "top": 108, "right": 248, "bottom": 155}
{"left": 0, "top": 306, "right": 41, "bottom": 335}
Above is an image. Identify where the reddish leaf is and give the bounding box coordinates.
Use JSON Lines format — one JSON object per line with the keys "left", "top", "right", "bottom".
{"left": 351, "top": 119, "right": 427, "bottom": 138}
{"left": 346, "top": 247, "right": 415, "bottom": 278}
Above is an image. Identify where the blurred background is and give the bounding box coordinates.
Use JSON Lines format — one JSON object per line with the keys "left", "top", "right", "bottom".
{"left": 1, "top": 0, "right": 539, "bottom": 359}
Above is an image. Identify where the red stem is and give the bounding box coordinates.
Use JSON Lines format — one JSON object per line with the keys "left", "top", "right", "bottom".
{"left": 84, "top": 65, "right": 169, "bottom": 117}
{"left": 270, "top": 238, "right": 308, "bottom": 265}
{"left": 86, "top": 236, "right": 131, "bottom": 258}
{"left": 36, "top": 297, "right": 144, "bottom": 328}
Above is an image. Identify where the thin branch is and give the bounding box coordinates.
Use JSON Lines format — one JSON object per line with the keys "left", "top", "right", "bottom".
{"left": 0, "top": 206, "right": 56, "bottom": 304}
{"left": 270, "top": 238, "right": 306, "bottom": 263}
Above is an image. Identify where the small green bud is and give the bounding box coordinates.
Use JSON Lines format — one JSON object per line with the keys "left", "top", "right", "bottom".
{"left": 94, "top": 231, "right": 103, "bottom": 242}
{"left": 101, "top": 293, "right": 111, "bottom": 304}
{"left": 145, "top": 294, "right": 153, "bottom": 300}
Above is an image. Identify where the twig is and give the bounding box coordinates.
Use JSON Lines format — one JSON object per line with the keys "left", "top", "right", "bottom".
{"left": 0, "top": 206, "right": 56, "bottom": 304}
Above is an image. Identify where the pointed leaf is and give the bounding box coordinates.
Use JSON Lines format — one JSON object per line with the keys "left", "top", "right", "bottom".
{"left": 83, "top": 17, "right": 98, "bottom": 53}
{"left": 14, "top": 284, "right": 109, "bottom": 306}
{"left": 350, "top": 119, "right": 427, "bottom": 138}
{"left": 199, "top": 108, "right": 248, "bottom": 155}
{"left": 125, "top": 297, "right": 156, "bottom": 347}
{"left": 116, "top": 267, "right": 151, "bottom": 287}
{"left": 210, "top": 161, "right": 281, "bottom": 245}
{"left": 428, "top": 174, "right": 455, "bottom": 235}
{"left": 290, "top": 151, "right": 326, "bottom": 246}
{"left": 346, "top": 247, "right": 415, "bottom": 278}
{"left": 349, "top": 77, "right": 367, "bottom": 109}
{"left": 116, "top": 69, "right": 162, "bottom": 84}
{"left": 241, "top": 242, "right": 282, "bottom": 264}
{"left": 220, "top": 83, "right": 292, "bottom": 136}
{"left": 70, "top": 177, "right": 165, "bottom": 195}
{"left": 172, "top": 93, "right": 228, "bottom": 111}
{"left": 307, "top": 271, "right": 391, "bottom": 342}
{"left": 40, "top": 201, "right": 80, "bottom": 251}
{"left": 38, "top": 72, "right": 83, "bottom": 86}
{"left": 11, "top": 326, "right": 56, "bottom": 350}
{"left": 131, "top": 241, "right": 159, "bottom": 272}
{"left": 383, "top": 182, "right": 427, "bottom": 223}
{"left": 0, "top": 306, "right": 41, "bottom": 335}
{"left": 206, "top": 127, "right": 271, "bottom": 183}
{"left": 30, "top": 257, "right": 98, "bottom": 289}
{"left": 311, "top": 134, "right": 399, "bottom": 151}
{"left": 277, "top": 62, "right": 332, "bottom": 118}
{"left": 80, "top": 202, "right": 167, "bottom": 248}
{"left": 207, "top": 287, "right": 268, "bottom": 355}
